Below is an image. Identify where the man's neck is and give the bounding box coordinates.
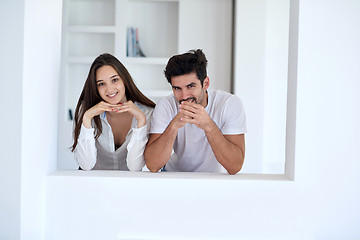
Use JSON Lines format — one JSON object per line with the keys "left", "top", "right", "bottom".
{"left": 200, "top": 90, "right": 209, "bottom": 108}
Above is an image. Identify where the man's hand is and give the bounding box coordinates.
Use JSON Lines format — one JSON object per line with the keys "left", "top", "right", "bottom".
{"left": 169, "top": 106, "right": 193, "bottom": 130}
{"left": 178, "top": 101, "right": 214, "bottom": 132}
{"left": 179, "top": 101, "right": 244, "bottom": 175}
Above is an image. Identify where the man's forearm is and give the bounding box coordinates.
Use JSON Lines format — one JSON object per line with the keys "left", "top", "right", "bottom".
{"left": 204, "top": 122, "right": 244, "bottom": 175}
{"left": 145, "top": 124, "right": 179, "bottom": 172}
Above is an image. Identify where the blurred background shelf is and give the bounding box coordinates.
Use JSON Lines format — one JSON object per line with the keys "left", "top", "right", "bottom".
{"left": 58, "top": 0, "right": 233, "bottom": 169}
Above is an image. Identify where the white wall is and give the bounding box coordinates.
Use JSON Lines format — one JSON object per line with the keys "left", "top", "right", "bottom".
{"left": 234, "top": 0, "right": 290, "bottom": 173}
{"left": 262, "top": 0, "right": 289, "bottom": 173}
{"left": 21, "top": 0, "right": 62, "bottom": 239}
{"left": 234, "top": 0, "right": 266, "bottom": 173}
{"left": 46, "top": 0, "right": 360, "bottom": 239}
{"left": 0, "top": 0, "right": 62, "bottom": 239}
{"left": 0, "top": 0, "right": 24, "bottom": 239}
{"left": 1, "top": 0, "right": 360, "bottom": 239}
{"left": 293, "top": 1, "right": 360, "bottom": 237}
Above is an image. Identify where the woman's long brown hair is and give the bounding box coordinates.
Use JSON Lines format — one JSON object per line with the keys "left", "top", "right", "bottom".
{"left": 71, "top": 53, "right": 155, "bottom": 152}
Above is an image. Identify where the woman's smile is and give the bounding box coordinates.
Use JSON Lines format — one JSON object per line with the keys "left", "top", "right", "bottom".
{"left": 107, "top": 92, "right": 118, "bottom": 98}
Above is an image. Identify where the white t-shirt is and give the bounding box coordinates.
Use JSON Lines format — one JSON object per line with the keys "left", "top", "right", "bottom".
{"left": 150, "top": 89, "right": 247, "bottom": 173}
{"left": 74, "top": 102, "right": 153, "bottom": 171}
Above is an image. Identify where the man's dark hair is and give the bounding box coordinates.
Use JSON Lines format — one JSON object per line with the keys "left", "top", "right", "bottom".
{"left": 164, "top": 49, "right": 208, "bottom": 86}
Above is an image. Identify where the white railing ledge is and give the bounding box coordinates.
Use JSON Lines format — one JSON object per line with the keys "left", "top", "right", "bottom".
{"left": 48, "top": 170, "right": 293, "bottom": 181}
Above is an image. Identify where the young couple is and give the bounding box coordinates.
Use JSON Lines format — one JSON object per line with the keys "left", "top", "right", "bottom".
{"left": 72, "top": 49, "right": 247, "bottom": 175}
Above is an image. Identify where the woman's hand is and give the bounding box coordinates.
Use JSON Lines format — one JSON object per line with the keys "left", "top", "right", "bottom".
{"left": 115, "top": 101, "right": 146, "bottom": 128}
{"left": 82, "top": 101, "right": 122, "bottom": 128}
{"left": 83, "top": 101, "right": 146, "bottom": 129}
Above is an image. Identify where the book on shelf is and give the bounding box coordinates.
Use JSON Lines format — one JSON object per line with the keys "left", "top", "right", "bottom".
{"left": 127, "top": 27, "right": 146, "bottom": 57}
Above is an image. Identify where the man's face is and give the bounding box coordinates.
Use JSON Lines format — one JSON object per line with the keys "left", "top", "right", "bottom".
{"left": 171, "top": 72, "right": 209, "bottom": 108}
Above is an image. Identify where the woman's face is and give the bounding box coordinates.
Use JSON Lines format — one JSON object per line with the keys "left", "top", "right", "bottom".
{"left": 95, "top": 65, "right": 127, "bottom": 104}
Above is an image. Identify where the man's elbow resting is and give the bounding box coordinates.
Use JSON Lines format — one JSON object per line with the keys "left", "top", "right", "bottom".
{"left": 146, "top": 164, "right": 161, "bottom": 173}
{"left": 227, "top": 169, "right": 240, "bottom": 175}
{"left": 227, "top": 164, "right": 243, "bottom": 175}
{"left": 144, "top": 158, "right": 162, "bottom": 172}
{"left": 144, "top": 151, "right": 162, "bottom": 172}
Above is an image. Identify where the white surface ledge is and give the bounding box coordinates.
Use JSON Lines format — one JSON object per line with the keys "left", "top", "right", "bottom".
{"left": 48, "top": 170, "right": 293, "bottom": 181}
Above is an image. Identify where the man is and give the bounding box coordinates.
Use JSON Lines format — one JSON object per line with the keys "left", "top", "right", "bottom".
{"left": 144, "top": 49, "right": 246, "bottom": 174}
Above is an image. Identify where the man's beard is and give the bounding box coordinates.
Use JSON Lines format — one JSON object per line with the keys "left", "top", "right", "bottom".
{"left": 179, "top": 97, "right": 197, "bottom": 104}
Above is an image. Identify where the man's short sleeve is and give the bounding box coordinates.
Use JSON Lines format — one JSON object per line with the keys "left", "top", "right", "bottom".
{"left": 221, "top": 95, "right": 247, "bottom": 135}
{"left": 150, "top": 96, "right": 176, "bottom": 134}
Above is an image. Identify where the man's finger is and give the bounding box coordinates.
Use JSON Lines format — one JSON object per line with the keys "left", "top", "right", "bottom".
{"left": 179, "top": 104, "right": 198, "bottom": 113}
{"left": 180, "top": 109, "right": 196, "bottom": 118}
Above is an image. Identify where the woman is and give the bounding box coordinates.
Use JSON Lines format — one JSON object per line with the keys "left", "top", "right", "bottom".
{"left": 71, "top": 53, "right": 155, "bottom": 171}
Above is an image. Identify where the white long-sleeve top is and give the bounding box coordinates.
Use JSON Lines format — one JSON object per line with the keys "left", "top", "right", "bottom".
{"left": 74, "top": 102, "right": 153, "bottom": 171}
